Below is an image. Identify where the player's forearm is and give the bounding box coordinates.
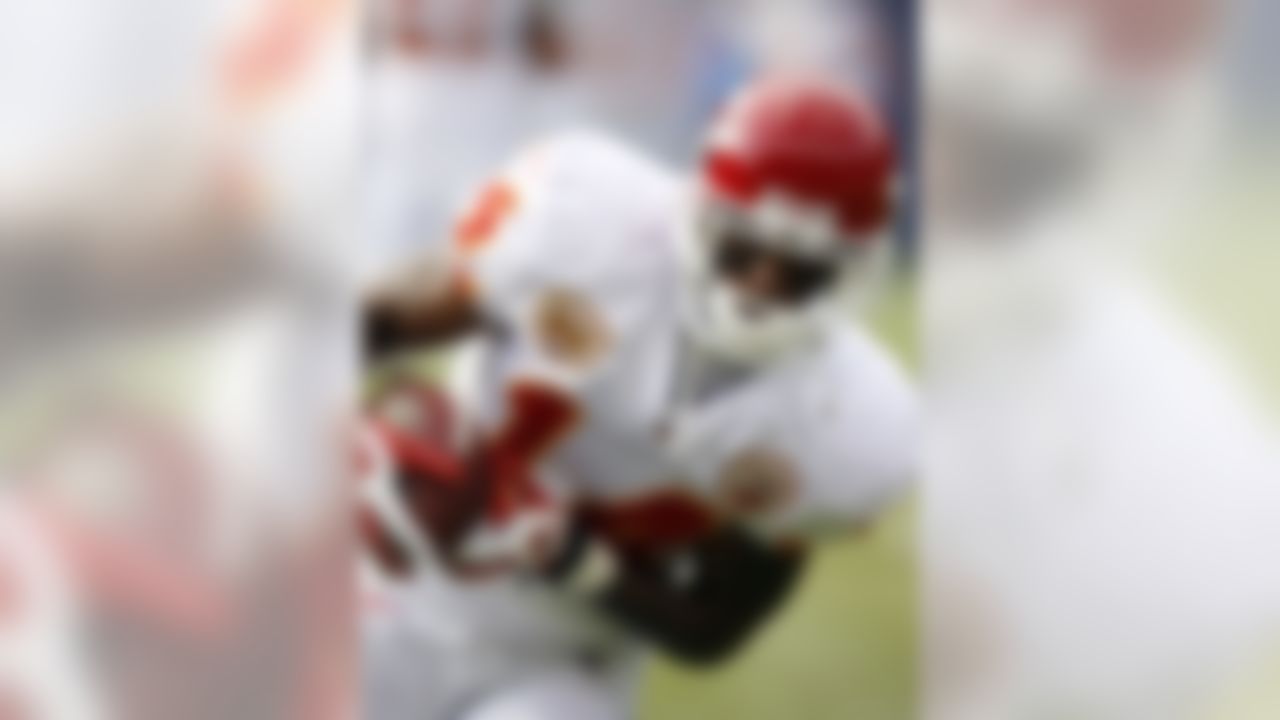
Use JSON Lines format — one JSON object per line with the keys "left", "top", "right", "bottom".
{"left": 599, "top": 575, "right": 746, "bottom": 664}
{"left": 556, "top": 527, "right": 807, "bottom": 666}
{"left": 363, "top": 288, "right": 481, "bottom": 362}
{"left": 361, "top": 255, "right": 483, "bottom": 364}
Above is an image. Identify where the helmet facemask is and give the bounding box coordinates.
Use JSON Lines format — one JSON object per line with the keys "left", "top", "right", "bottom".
{"left": 678, "top": 188, "right": 870, "bottom": 366}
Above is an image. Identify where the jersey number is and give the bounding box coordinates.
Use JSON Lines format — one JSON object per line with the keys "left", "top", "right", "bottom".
{"left": 455, "top": 180, "right": 518, "bottom": 252}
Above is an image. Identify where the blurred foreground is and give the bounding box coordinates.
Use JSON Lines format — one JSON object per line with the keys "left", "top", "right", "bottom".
{"left": 925, "top": 0, "right": 1280, "bottom": 717}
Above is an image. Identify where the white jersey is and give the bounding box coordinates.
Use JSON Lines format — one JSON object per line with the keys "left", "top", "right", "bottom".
{"left": 453, "top": 131, "right": 916, "bottom": 546}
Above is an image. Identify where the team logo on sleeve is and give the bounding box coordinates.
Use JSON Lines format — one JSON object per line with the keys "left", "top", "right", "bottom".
{"left": 714, "top": 448, "right": 798, "bottom": 518}
{"left": 534, "top": 288, "right": 610, "bottom": 367}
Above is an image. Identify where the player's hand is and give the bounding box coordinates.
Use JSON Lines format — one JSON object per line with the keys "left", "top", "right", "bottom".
{"left": 355, "top": 376, "right": 464, "bottom": 577}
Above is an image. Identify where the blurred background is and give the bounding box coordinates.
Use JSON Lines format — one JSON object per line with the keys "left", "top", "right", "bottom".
{"left": 361, "top": 0, "right": 918, "bottom": 277}
{"left": 2, "top": 0, "right": 1279, "bottom": 717}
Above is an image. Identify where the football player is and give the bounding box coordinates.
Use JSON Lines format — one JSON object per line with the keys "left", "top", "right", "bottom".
{"left": 359, "top": 76, "right": 917, "bottom": 720}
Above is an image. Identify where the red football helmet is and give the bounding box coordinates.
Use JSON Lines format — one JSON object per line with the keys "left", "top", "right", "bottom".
{"left": 703, "top": 76, "right": 895, "bottom": 247}
{"left": 684, "top": 76, "right": 896, "bottom": 363}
